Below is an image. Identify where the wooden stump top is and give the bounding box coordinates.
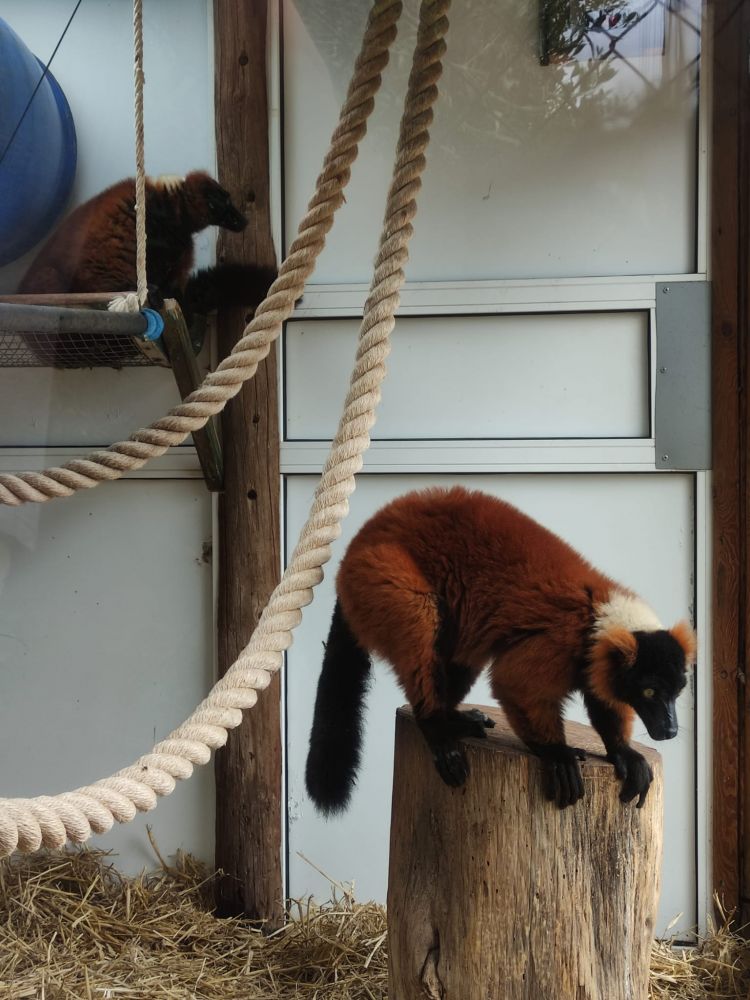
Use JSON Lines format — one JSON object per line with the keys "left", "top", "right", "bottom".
{"left": 396, "top": 703, "right": 661, "bottom": 772}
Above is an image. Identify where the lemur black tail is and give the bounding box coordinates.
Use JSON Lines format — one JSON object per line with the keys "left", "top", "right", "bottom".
{"left": 182, "top": 263, "right": 277, "bottom": 317}
{"left": 305, "top": 600, "right": 372, "bottom": 815}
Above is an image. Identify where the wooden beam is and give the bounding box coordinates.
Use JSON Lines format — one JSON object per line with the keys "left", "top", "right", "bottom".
{"left": 0, "top": 292, "right": 118, "bottom": 307}
{"left": 710, "top": 0, "right": 749, "bottom": 916}
{"left": 213, "top": 0, "right": 282, "bottom": 925}
{"left": 738, "top": 0, "right": 750, "bottom": 926}
{"left": 160, "top": 302, "right": 224, "bottom": 491}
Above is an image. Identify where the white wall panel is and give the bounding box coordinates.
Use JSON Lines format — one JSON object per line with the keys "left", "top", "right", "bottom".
{"left": 283, "top": 0, "right": 700, "bottom": 283}
{"left": 0, "top": 481, "right": 214, "bottom": 871}
{"left": 285, "top": 312, "right": 650, "bottom": 440}
{"left": 0, "top": 367, "right": 184, "bottom": 448}
{"left": 0, "top": 3, "right": 216, "bottom": 870}
{"left": 285, "top": 472, "right": 696, "bottom": 932}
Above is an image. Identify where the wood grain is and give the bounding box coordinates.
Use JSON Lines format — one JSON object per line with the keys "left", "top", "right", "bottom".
{"left": 388, "top": 706, "right": 663, "bottom": 1000}
{"left": 738, "top": 0, "right": 750, "bottom": 926}
{"left": 213, "top": 0, "right": 282, "bottom": 924}
{"left": 0, "top": 292, "right": 116, "bottom": 306}
{"left": 710, "top": 0, "right": 744, "bottom": 914}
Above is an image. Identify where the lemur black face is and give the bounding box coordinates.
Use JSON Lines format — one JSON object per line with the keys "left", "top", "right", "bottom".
{"left": 617, "top": 630, "right": 688, "bottom": 741}
{"left": 205, "top": 182, "right": 247, "bottom": 232}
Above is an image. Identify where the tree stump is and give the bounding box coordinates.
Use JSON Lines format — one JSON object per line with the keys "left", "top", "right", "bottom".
{"left": 387, "top": 705, "right": 663, "bottom": 1000}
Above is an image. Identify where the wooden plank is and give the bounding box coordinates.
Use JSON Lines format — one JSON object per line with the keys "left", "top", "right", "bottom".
{"left": 213, "top": 0, "right": 282, "bottom": 924}
{"left": 160, "top": 302, "right": 223, "bottom": 491}
{"left": 0, "top": 292, "right": 119, "bottom": 307}
{"left": 711, "top": 0, "right": 743, "bottom": 914}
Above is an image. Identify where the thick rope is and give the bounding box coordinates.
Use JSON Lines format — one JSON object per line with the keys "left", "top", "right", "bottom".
{"left": 0, "top": 0, "right": 450, "bottom": 856}
{"left": 108, "top": 0, "right": 148, "bottom": 315}
{"left": 0, "top": 0, "right": 402, "bottom": 507}
{"left": 132, "top": 0, "right": 148, "bottom": 306}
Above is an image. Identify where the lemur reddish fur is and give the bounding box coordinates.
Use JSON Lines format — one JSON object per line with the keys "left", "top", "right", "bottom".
{"left": 306, "top": 487, "right": 695, "bottom": 813}
{"left": 337, "top": 486, "right": 626, "bottom": 745}
{"left": 20, "top": 172, "right": 230, "bottom": 296}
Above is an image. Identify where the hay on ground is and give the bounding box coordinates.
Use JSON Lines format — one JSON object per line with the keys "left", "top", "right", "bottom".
{"left": 650, "top": 903, "right": 750, "bottom": 1000}
{"left": 0, "top": 844, "right": 748, "bottom": 999}
{"left": 0, "top": 844, "right": 387, "bottom": 999}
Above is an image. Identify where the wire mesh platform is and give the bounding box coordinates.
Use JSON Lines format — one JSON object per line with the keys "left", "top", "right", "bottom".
{"left": 0, "top": 297, "right": 168, "bottom": 368}
{"left": 1, "top": 329, "right": 166, "bottom": 367}
{"left": 0, "top": 295, "right": 222, "bottom": 488}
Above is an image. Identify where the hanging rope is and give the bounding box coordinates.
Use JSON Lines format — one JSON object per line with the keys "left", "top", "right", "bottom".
{"left": 0, "top": 0, "right": 451, "bottom": 856}
{"left": 132, "top": 0, "right": 148, "bottom": 307}
{"left": 107, "top": 0, "right": 148, "bottom": 315}
{"left": 0, "top": 0, "right": 402, "bottom": 507}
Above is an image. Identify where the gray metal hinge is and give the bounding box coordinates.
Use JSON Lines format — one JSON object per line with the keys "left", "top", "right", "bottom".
{"left": 655, "top": 281, "right": 711, "bottom": 471}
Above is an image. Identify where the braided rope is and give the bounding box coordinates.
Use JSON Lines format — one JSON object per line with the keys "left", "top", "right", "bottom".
{"left": 132, "top": 0, "right": 148, "bottom": 306}
{"left": 0, "top": 0, "right": 450, "bottom": 857}
{"left": 109, "top": 0, "right": 149, "bottom": 316}
{"left": 0, "top": 0, "right": 402, "bottom": 507}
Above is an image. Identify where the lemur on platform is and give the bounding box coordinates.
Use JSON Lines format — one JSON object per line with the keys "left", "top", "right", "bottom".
{"left": 19, "top": 171, "right": 275, "bottom": 321}
{"left": 305, "top": 487, "right": 695, "bottom": 812}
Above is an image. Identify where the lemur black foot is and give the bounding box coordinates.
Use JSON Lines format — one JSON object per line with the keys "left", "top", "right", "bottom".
{"left": 417, "top": 716, "right": 472, "bottom": 787}
{"left": 146, "top": 284, "right": 165, "bottom": 310}
{"left": 460, "top": 708, "right": 496, "bottom": 730}
{"left": 445, "top": 708, "right": 495, "bottom": 740}
{"left": 432, "top": 743, "right": 470, "bottom": 787}
{"left": 537, "top": 744, "right": 586, "bottom": 808}
{"left": 609, "top": 746, "right": 653, "bottom": 808}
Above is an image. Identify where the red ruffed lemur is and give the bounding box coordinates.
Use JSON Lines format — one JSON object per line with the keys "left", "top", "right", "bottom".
{"left": 306, "top": 486, "right": 696, "bottom": 812}
{"left": 18, "top": 171, "right": 275, "bottom": 320}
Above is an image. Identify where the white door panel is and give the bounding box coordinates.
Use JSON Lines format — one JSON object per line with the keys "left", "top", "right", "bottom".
{"left": 285, "top": 472, "right": 696, "bottom": 932}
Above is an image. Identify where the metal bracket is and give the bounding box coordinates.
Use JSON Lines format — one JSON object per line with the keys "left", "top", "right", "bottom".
{"left": 655, "top": 281, "right": 711, "bottom": 471}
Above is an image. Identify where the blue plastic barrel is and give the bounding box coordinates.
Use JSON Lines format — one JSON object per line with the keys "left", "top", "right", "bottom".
{"left": 0, "top": 17, "right": 77, "bottom": 266}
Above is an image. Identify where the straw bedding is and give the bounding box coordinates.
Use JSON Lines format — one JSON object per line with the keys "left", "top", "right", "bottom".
{"left": 0, "top": 844, "right": 747, "bottom": 999}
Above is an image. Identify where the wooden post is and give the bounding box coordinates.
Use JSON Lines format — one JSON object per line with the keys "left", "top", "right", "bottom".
{"left": 213, "top": 0, "right": 282, "bottom": 924}
{"left": 388, "top": 706, "right": 663, "bottom": 1000}
{"left": 710, "top": 0, "right": 750, "bottom": 917}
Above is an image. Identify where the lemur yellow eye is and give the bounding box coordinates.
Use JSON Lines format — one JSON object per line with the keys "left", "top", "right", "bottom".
{"left": 643, "top": 688, "right": 655, "bottom": 699}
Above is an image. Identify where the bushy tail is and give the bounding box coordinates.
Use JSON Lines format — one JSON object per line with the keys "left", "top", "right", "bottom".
{"left": 182, "top": 263, "right": 277, "bottom": 317}
{"left": 305, "top": 601, "right": 372, "bottom": 815}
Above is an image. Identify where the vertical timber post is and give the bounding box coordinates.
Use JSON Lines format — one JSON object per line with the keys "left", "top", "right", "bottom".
{"left": 710, "top": 0, "right": 750, "bottom": 919}
{"left": 739, "top": 0, "right": 750, "bottom": 927}
{"left": 213, "top": 0, "right": 283, "bottom": 924}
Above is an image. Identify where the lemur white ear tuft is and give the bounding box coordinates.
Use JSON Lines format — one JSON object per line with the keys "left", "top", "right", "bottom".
{"left": 153, "top": 174, "right": 185, "bottom": 193}
{"left": 670, "top": 620, "right": 697, "bottom": 664}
